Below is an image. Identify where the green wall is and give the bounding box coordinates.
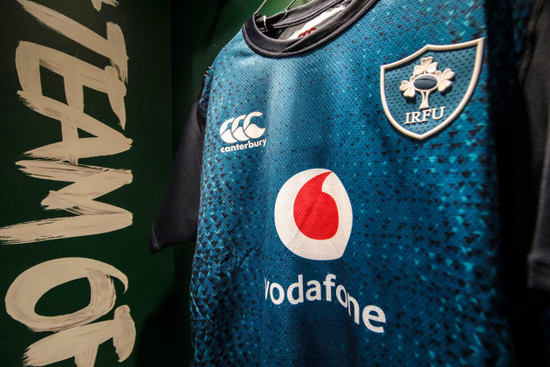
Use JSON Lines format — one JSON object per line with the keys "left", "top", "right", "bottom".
{"left": 0, "top": 1, "right": 307, "bottom": 366}
{"left": 0, "top": 0, "right": 174, "bottom": 366}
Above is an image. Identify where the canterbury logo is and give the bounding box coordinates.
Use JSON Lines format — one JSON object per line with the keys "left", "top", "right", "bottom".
{"left": 219, "top": 111, "right": 265, "bottom": 143}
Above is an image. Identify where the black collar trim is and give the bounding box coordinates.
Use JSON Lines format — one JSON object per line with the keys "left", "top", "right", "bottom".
{"left": 242, "top": 0, "right": 378, "bottom": 58}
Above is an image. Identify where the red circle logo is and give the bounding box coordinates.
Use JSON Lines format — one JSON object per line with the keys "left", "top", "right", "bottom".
{"left": 274, "top": 169, "right": 353, "bottom": 260}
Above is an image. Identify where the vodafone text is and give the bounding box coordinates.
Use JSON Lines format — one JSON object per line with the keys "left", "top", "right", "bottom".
{"left": 264, "top": 273, "right": 386, "bottom": 333}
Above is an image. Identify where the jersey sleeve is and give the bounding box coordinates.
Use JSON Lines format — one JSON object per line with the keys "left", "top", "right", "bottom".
{"left": 149, "top": 87, "right": 207, "bottom": 253}
{"left": 525, "top": 0, "right": 550, "bottom": 291}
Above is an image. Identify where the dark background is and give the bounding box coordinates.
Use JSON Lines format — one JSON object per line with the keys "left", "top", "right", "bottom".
{"left": 0, "top": 0, "right": 305, "bottom": 366}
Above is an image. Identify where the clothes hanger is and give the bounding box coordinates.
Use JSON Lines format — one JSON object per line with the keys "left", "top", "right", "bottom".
{"left": 254, "top": 0, "right": 297, "bottom": 15}
{"left": 254, "top": 0, "right": 297, "bottom": 30}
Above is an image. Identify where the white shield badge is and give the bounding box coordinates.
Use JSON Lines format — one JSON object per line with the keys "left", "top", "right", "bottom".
{"left": 380, "top": 38, "right": 484, "bottom": 140}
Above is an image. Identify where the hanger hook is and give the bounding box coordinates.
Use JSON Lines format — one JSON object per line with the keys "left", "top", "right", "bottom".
{"left": 254, "top": 0, "right": 269, "bottom": 14}
{"left": 255, "top": 0, "right": 298, "bottom": 15}
{"left": 285, "top": 0, "right": 297, "bottom": 10}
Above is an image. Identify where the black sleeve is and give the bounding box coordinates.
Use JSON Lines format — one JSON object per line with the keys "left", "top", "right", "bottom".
{"left": 525, "top": 0, "right": 550, "bottom": 290}
{"left": 149, "top": 90, "right": 206, "bottom": 253}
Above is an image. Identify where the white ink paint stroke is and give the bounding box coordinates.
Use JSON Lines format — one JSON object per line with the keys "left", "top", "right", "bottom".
{"left": 5, "top": 258, "right": 135, "bottom": 366}
{"left": 17, "top": 0, "right": 128, "bottom": 82}
{"left": 16, "top": 41, "right": 130, "bottom": 162}
{"left": 91, "top": 0, "right": 120, "bottom": 12}
{"left": 0, "top": 160, "right": 133, "bottom": 245}
{"left": 5, "top": 257, "right": 128, "bottom": 332}
{"left": 2, "top": 1, "right": 134, "bottom": 245}
{"left": 23, "top": 305, "right": 135, "bottom": 367}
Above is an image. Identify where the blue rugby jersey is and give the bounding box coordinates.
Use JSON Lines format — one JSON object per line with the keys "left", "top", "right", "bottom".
{"left": 152, "top": 0, "right": 550, "bottom": 365}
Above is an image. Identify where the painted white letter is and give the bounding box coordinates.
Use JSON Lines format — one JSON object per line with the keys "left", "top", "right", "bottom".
{"left": 5, "top": 258, "right": 128, "bottom": 332}
{"left": 23, "top": 305, "right": 135, "bottom": 367}
{"left": 17, "top": 0, "right": 127, "bottom": 81}
{"left": 4, "top": 258, "right": 135, "bottom": 366}
{"left": 15, "top": 42, "right": 130, "bottom": 164}
{"left": 91, "top": 0, "right": 120, "bottom": 12}
{"left": 0, "top": 160, "right": 132, "bottom": 245}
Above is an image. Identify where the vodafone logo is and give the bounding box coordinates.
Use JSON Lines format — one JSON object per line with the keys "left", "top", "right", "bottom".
{"left": 270, "top": 170, "right": 386, "bottom": 333}
{"left": 274, "top": 169, "right": 353, "bottom": 261}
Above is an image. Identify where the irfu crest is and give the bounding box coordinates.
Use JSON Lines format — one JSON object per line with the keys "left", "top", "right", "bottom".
{"left": 380, "top": 39, "right": 484, "bottom": 140}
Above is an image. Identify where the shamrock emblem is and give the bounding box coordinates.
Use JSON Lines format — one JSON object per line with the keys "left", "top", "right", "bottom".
{"left": 399, "top": 57, "right": 455, "bottom": 109}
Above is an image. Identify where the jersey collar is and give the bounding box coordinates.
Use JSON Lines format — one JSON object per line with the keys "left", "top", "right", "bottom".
{"left": 242, "top": 0, "right": 378, "bottom": 57}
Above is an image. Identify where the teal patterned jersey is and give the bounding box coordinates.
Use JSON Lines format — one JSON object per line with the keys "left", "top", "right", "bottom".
{"left": 152, "top": 0, "right": 550, "bottom": 365}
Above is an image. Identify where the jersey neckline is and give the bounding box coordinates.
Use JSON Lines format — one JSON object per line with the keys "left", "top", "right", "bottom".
{"left": 242, "top": 0, "right": 378, "bottom": 58}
